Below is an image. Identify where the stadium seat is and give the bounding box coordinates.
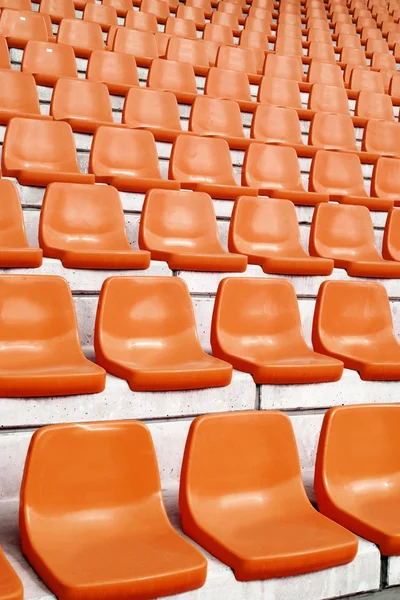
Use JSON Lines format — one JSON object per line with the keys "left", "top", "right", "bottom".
{"left": 0, "top": 547, "right": 23, "bottom": 600}
{"left": 308, "top": 41, "right": 337, "bottom": 62}
{"left": 180, "top": 411, "right": 356, "bottom": 581}
{"left": 165, "top": 37, "right": 209, "bottom": 75}
{"left": 383, "top": 207, "right": 400, "bottom": 260}
{"left": 204, "top": 67, "right": 255, "bottom": 111}
{"left": 370, "top": 52, "right": 397, "bottom": 71}
{"left": 243, "top": 144, "right": 329, "bottom": 205}
{"left": 0, "top": 179, "right": 43, "bottom": 268}
{"left": 216, "top": 45, "right": 260, "bottom": 77}
{"left": 366, "top": 38, "right": 390, "bottom": 53}
{"left": 315, "top": 405, "right": 400, "bottom": 555}
{"left": 257, "top": 76, "right": 302, "bottom": 110}
{"left": 360, "top": 26, "right": 382, "bottom": 41}
{"left": 21, "top": 41, "right": 77, "bottom": 86}
{"left": 56, "top": 19, "right": 104, "bottom": 57}
{"left": 50, "top": 78, "right": 114, "bottom": 132}
{"left": 275, "top": 35, "right": 303, "bottom": 57}
{"left": 95, "top": 277, "right": 232, "bottom": 390}
{"left": 308, "top": 83, "right": 350, "bottom": 115}
{"left": 187, "top": 0, "right": 212, "bottom": 17}
{"left": 308, "top": 29, "right": 332, "bottom": 44}
{"left": 243, "top": 15, "right": 271, "bottom": 33}
{"left": 147, "top": 58, "right": 198, "bottom": 104}
{"left": 139, "top": 189, "right": 247, "bottom": 271}
{"left": 124, "top": 9, "right": 157, "bottom": 30}
{"left": 210, "top": 11, "right": 239, "bottom": 34}
{"left": 112, "top": 29, "right": 157, "bottom": 67}
{"left": 0, "top": 69, "right": 51, "bottom": 124}
{"left": 203, "top": 22, "right": 234, "bottom": 44}
{"left": 177, "top": 5, "right": 206, "bottom": 28}
{"left": 229, "top": 196, "right": 333, "bottom": 275}
{"left": 0, "top": 10, "right": 48, "bottom": 48}
{"left": 276, "top": 23, "right": 303, "bottom": 40}
{"left": 39, "top": 183, "right": 150, "bottom": 270}
{"left": 309, "top": 113, "right": 359, "bottom": 153}
{"left": 307, "top": 59, "right": 345, "bottom": 87}
{"left": 362, "top": 119, "right": 400, "bottom": 157}
{"left": 309, "top": 150, "right": 393, "bottom": 210}
{"left": 165, "top": 16, "right": 197, "bottom": 38}
{"left": 20, "top": 421, "right": 207, "bottom": 598}
{"left": 103, "top": 0, "right": 132, "bottom": 15}
{"left": 336, "top": 33, "right": 363, "bottom": 49}
{"left": 2, "top": 118, "right": 94, "bottom": 186}
{"left": 340, "top": 47, "right": 368, "bottom": 66}
{"left": 90, "top": 127, "right": 179, "bottom": 192}
{"left": 387, "top": 31, "right": 400, "bottom": 47}
{"left": 349, "top": 67, "right": 385, "bottom": 92}
{"left": 354, "top": 90, "right": 394, "bottom": 120}
{"left": 0, "top": 0, "right": 32, "bottom": 10}
{"left": 122, "top": 87, "right": 182, "bottom": 141}
{"left": 212, "top": 278, "right": 344, "bottom": 384}
{"left": 189, "top": 96, "right": 249, "bottom": 149}
{"left": 83, "top": 3, "right": 118, "bottom": 30}
{"left": 169, "top": 134, "right": 256, "bottom": 199}
{"left": 313, "top": 280, "right": 400, "bottom": 380}
{"left": 0, "top": 36, "right": 10, "bottom": 69}
{"left": 39, "top": 0, "right": 75, "bottom": 23}
{"left": 0, "top": 275, "right": 105, "bottom": 396}
{"left": 86, "top": 50, "right": 139, "bottom": 95}
{"left": 217, "top": 0, "right": 244, "bottom": 22}
{"left": 370, "top": 156, "right": 400, "bottom": 206}
{"left": 309, "top": 203, "right": 400, "bottom": 276}
{"left": 307, "top": 17, "right": 330, "bottom": 30}
{"left": 263, "top": 53, "right": 304, "bottom": 82}
{"left": 250, "top": 105, "right": 312, "bottom": 155}
{"left": 239, "top": 29, "right": 270, "bottom": 52}
{"left": 140, "top": 0, "right": 170, "bottom": 22}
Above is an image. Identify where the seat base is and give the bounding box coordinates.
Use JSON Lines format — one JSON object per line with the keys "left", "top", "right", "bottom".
{"left": 95, "top": 175, "right": 180, "bottom": 193}
{"left": 345, "top": 259, "right": 400, "bottom": 278}
{"left": 0, "top": 247, "right": 43, "bottom": 268}
{"left": 12, "top": 170, "right": 95, "bottom": 187}
{"left": 182, "top": 182, "right": 258, "bottom": 200}
{"left": 59, "top": 249, "right": 151, "bottom": 270}
{"left": 261, "top": 255, "right": 334, "bottom": 276}
{"left": 252, "top": 354, "right": 344, "bottom": 384}
{"left": 333, "top": 194, "right": 394, "bottom": 211}
{"left": 260, "top": 189, "right": 329, "bottom": 206}
{"left": 167, "top": 251, "right": 247, "bottom": 272}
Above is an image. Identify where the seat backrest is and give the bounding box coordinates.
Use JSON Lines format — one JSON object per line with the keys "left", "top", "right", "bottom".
{"left": 169, "top": 134, "right": 236, "bottom": 185}
{"left": 371, "top": 52, "right": 397, "bottom": 71}
{"left": 251, "top": 104, "right": 303, "bottom": 146}
{"left": 362, "top": 119, "right": 400, "bottom": 156}
{"left": 211, "top": 10, "right": 239, "bottom": 30}
{"left": 371, "top": 156, "right": 400, "bottom": 199}
{"left": 308, "top": 83, "right": 350, "bottom": 115}
{"left": 166, "top": 37, "right": 209, "bottom": 67}
{"left": 186, "top": 0, "right": 212, "bottom": 12}
{"left": 0, "top": 9, "right": 48, "bottom": 45}
{"left": 112, "top": 27, "right": 158, "bottom": 60}
{"left": 203, "top": 22, "right": 234, "bottom": 44}
{"left": 140, "top": 0, "right": 170, "bottom": 20}
{"left": 382, "top": 207, "right": 400, "bottom": 260}
{"left": 366, "top": 37, "right": 390, "bottom": 53}
{"left": 350, "top": 67, "right": 385, "bottom": 92}
{"left": 239, "top": 29, "right": 269, "bottom": 50}
{"left": 355, "top": 90, "right": 394, "bottom": 120}
{"left": 165, "top": 16, "right": 197, "bottom": 38}
{"left": 307, "top": 17, "right": 330, "bottom": 29}
{"left": 56, "top": 19, "right": 104, "bottom": 53}
{"left": 204, "top": 66, "right": 252, "bottom": 102}
{"left": 21, "top": 40, "right": 77, "bottom": 84}
{"left": 263, "top": 52, "right": 303, "bottom": 81}
{"left": 337, "top": 32, "right": 362, "bottom": 49}
{"left": 0, "top": 179, "right": 30, "bottom": 247}
{"left": 176, "top": 5, "right": 206, "bottom": 27}
{"left": 340, "top": 47, "right": 367, "bottom": 65}
{"left": 86, "top": 49, "right": 139, "bottom": 89}
{"left": 334, "top": 22, "right": 357, "bottom": 35}
{"left": 50, "top": 77, "right": 114, "bottom": 124}
{"left": 83, "top": 3, "right": 118, "bottom": 27}
{"left": 309, "top": 112, "right": 357, "bottom": 151}
{"left": 308, "top": 28, "right": 332, "bottom": 43}
{"left": 242, "top": 143, "right": 304, "bottom": 191}
{"left": 276, "top": 22, "right": 303, "bottom": 38}
{"left": 308, "top": 41, "right": 337, "bottom": 61}
{"left": 139, "top": 189, "right": 223, "bottom": 256}
{"left": 248, "top": 5, "right": 273, "bottom": 19}
{"left": 103, "top": 0, "right": 132, "bottom": 15}
{"left": 124, "top": 9, "right": 158, "bottom": 31}
{"left": 275, "top": 35, "right": 303, "bottom": 56}
{"left": 257, "top": 76, "right": 302, "bottom": 108}
{"left": 243, "top": 15, "right": 271, "bottom": 33}
{"left": 0, "top": 69, "right": 41, "bottom": 120}
{"left": 217, "top": 0, "right": 243, "bottom": 17}
{"left": 307, "top": 59, "right": 344, "bottom": 87}
{"left": 147, "top": 58, "right": 198, "bottom": 95}
{"left": 89, "top": 127, "right": 162, "bottom": 179}
{"left": 39, "top": 0, "right": 75, "bottom": 21}
{"left": 216, "top": 45, "right": 258, "bottom": 74}
{"left": 309, "top": 150, "right": 367, "bottom": 196}
{"left": 122, "top": 87, "right": 181, "bottom": 131}
{"left": 189, "top": 96, "right": 244, "bottom": 138}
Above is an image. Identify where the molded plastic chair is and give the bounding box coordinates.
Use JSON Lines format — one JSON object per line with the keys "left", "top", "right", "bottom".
{"left": 124, "top": 9, "right": 157, "bottom": 31}
{"left": 309, "top": 113, "right": 358, "bottom": 153}
{"left": 40, "top": 183, "right": 150, "bottom": 270}
{"left": 309, "top": 203, "right": 400, "bottom": 277}
{"left": 340, "top": 47, "right": 368, "bottom": 66}
{"left": 307, "top": 59, "right": 344, "bottom": 87}
{"left": 2, "top": 118, "right": 94, "bottom": 186}
{"left": 165, "top": 16, "right": 197, "bottom": 38}
{"left": 112, "top": 28, "right": 157, "bottom": 67}
{"left": 336, "top": 33, "right": 362, "bottom": 49}
{"left": 355, "top": 90, "right": 394, "bottom": 120}
{"left": 239, "top": 29, "right": 270, "bottom": 52}
{"left": 371, "top": 52, "right": 397, "bottom": 71}
{"left": 308, "top": 29, "right": 332, "bottom": 44}
{"left": 147, "top": 58, "right": 198, "bottom": 104}
{"left": 177, "top": 5, "right": 206, "bottom": 28}
{"left": 213, "top": 12, "right": 241, "bottom": 35}
{"left": 56, "top": 19, "right": 104, "bottom": 57}
{"left": 86, "top": 50, "right": 139, "bottom": 95}
{"left": 250, "top": 105, "right": 311, "bottom": 155}
{"left": 309, "top": 150, "right": 392, "bottom": 210}
{"left": 0, "top": 0, "right": 32, "bottom": 10}
{"left": 370, "top": 156, "right": 400, "bottom": 207}
{"left": 216, "top": 45, "right": 259, "bottom": 76}
{"left": 229, "top": 196, "right": 333, "bottom": 275}
{"left": 0, "top": 275, "right": 105, "bottom": 396}
{"left": 362, "top": 119, "right": 400, "bottom": 157}
{"left": 0, "top": 179, "right": 43, "bottom": 268}
{"left": 139, "top": 189, "right": 247, "bottom": 271}
{"left": 0, "top": 10, "right": 48, "bottom": 47}
{"left": 313, "top": 281, "right": 400, "bottom": 380}
{"left": 307, "top": 17, "right": 330, "bottom": 30}
{"left": 0, "top": 69, "right": 51, "bottom": 124}
{"left": 263, "top": 53, "right": 304, "bottom": 82}
{"left": 211, "top": 278, "right": 344, "bottom": 384}
{"left": 189, "top": 96, "right": 249, "bottom": 149}
{"left": 180, "top": 410, "right": 356, "bottom": 580}
{"left": 169, "top": 134, "right": 256, "bottom": 199}
{"left": 243, "top": 143, "right": 328, "bottom": 205}
{"left": 308, "top": 41, "right": 337, "bottom": 62}
{"left": 20, "top": 421, "right": 207, "bottom": 599}
{"left": 187, "top": 0, "right": 212, "bottom": 17}
{"left": 0, "top": 547, "right": 23, "bottom": 600}
{"left": 39, "top": 0, "right": 75, "bottom": 23}
{"left": 90, "top": 127, "right": 179, "bottom": 192}
{"left": 140, "top": 0, "right": 170, "bottom": 22}
{"left": 103, "top": 0, "right": 132, "bottom": 15}
{"left": 275, "top": 35, "right": 303, "bottom": 57}
{"left": 165, "top": 37, "right": 209, "bottom": 75}
{"left": 315, "top": 405, "right": 400, "bottom": 554}
{"left": 308, "top": 83, "right": 350, "bottom": 115}
{"left": 122, "top": 87, "right": 182, "bottom": 141}
{"left": 257, "top": 76, "right": 302, "bottom": 109}
{"left": 204, "top": 67, "right": 254, "bottom": 111}
{"left": 366, "top": 38, "right": 390, "bottom": 53}
{"left": 83, "top": 3, "right": 118, "bottom": 30}
{"left": 383, "top": 207, "right": 400, "bottom": 260}
{"left": 95, "top": 277, "right": 232, "bottom": 390}
{"left": 50, "top": 78, "right": 114, "bottom": 132}
{"left": 21, "top": 41, "right": 77, "bottom": 86}
{"left": 350, "top": 67, "right": 385, "bottom": 92}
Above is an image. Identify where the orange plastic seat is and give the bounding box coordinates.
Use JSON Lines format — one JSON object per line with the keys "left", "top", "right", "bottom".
{"left": 169, "top": 134, "right": 255, "bottom": 200}
{"left": 95, "top": 277, "right": 232, "bottom": 390}
{"left": 275, "top": 35, "right": 303, "bottom": 57}
{"left": 0, "top": 547, "right": 23, "bottom": 600}
{"left": 370, "top": 156, "right": 400, "bottom": 207}
{"left": 366, "top": 38, "right": 390, "bottom": 53}
{"left": 112, "top": 29, "right": 157, "bottom": 67}
{"left": 308, "top": 41, "right": 337, "bottom": 62}
{"left": 371, "top": 52, "right": 397, "bottom": 71}
{"left": 0, "top": 0, "right": 31, "bottom": 9}
{"left": 279, "top": 12, "right": 302, "bottom": 26}
{"left": 309, "top": 113, "right": 358, "bottom": 153}
{"left": 308, "top": 29, "right": 332, "bottom": 44}
{"left": 239, "top": 29, "right": 270, "bottom": 52}
{"left": 250, "top": 105, "right": 309, "bottom": 154}
{"left": 0, "top": 275, "right": 105, "bottom": 396}
{"left": 211, "top": 279, "right": 343, "bottom": 384}
{"left": 216, "top": 45, "right": 259, "bottom": 76}
{"left": 0, "top": 179, "right": 43, "bottom": 268}
{"left": 308, "top": 83, "right": 350, "bottom": 115}
{"left": 83, "top": 3, "right": 118, "bottom": 30}
{"left": 313, "top": 281, "right": 400, "bottom": 380}
{"left": 2, "top": 117, "right": 94, "bottom": 186}
{"left": 165, "top": 16, "right": 197, "bottom": 38}
{"left": 210, "top": 11, "right": 238, "bottom": 35}
{"left": 217, "top": 0, "right": 243, "bottom": 20}
{"left": 387, "top": 31, "right": 400, "bottom": 47}
{"left": 39, "top": 183, "right": 150, "bottom": 270}
{"left": 122, "top": 87, "right": 182, "bottom": 141}
{"left": 20, "top": 421, "right": 207, "bottom": 599}
{"left": 21, "top": 41, "right": 77, "bottom": 86}
{"left": 355, "top": 90, "right": 394, "bottom": 120}
{"left": 315, "top": 405, "right": 400, "bottom": 554}
{"left": 203, "top": 22, "right": 234, "bottom": 44}
{"left": 340, "top": 47, "right": 368, "bottom": 66}
{"left": 50, "top": 78, "right": 114, "bottom": 132}
{"left": 124, "top": 9, "right": 157, "bottom": 31}
{"left": 276, "top": 23, "right": 303, "bottom": 39}
{"left": 140, "top": 0, "right": 170, "bottom": 22}
{"left": 229, "top": 196, "right": 333, "bottom": 275}
{"left": 176, "top": 5, "right": 206, "bottom": 28}
{"left": 147, "top": 58, "right": 198, "bottom": 104}
{"left": 249, "top": 6, "right": 273, "bottom": 21}
{"left": 307, "top": 17, "right": 330, "bottom": 30}
{"left": 263, "top": 52, "right": 304, "bottom": 82}
{"left": 139, "top": 189, "right": 246, "bottom": 271}
{"left": 336, "top": 33, "right": 362, "bottom": 50}
{"left": 57, "top": 19, "right": 104, "bottom": 57}
{"left": 189, "top": 96, "right": 248, "bottom": 149}
{"left": 90, "top": 127, "right": 179, "bottom": 192}
{"left": 310, "top": 203, "right": 400, "bottom": 277}
{"left": 39, "top": 0, "right": 75, "bottom": 23}
{"left": 350, "top": 67, "right": 385, "bottom": 92}
{"left": 103, "top": 0, "right": 132, "bottom": 15}
{"left": 0, "top": 69, "right": 51, "bottom": 124}
{"left": 360, "top": 26, "right": 382, "bottom": 40}
{"left": 0, "top": 10, "right": 48, "bottom": 47}
{"left": 243, "top": 143, "right": 329, "bottom": 205}
{"left": 307, "top": 59, "right": 344, "bottom": 87}
{"left": 86, "top": 50, "right": 138, "bottom": 95}
{"left": 257, "top": 76, "right": 302, "bottom": 109}
{"left": 310, "top": 150, "right": 392, "bottom": 210}
{"left": 204, "top": 66, "right": 254, "bottom": 111}
{"left": 383, "top": 207, "right": 400, "bottom": 259}
{"left": 166, "top": 37, "right": 209, "bottom": 75}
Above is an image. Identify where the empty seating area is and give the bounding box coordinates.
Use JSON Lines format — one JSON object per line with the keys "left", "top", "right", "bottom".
{"left": 2, "top": 0, "right": 400, "bottom": 597}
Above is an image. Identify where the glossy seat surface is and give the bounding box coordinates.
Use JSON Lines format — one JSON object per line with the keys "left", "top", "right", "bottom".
{"left": 309, "top": 203, "right": 400, "bottom": 277}
{"left": 0, "top": 547, "right": 23, "bottom": 600}
{"left": 309, "top": 113, "right": 358, "bottom": 152}
{"left": 39, "top": 0, "right": 75, "bottom": 23}
{"left": 189, "top": 96, "right": 248, "bottom": 149}
{"left": 308, "top": 83, "right": 350, "bottom": 115}
{"left": 39, "top": 183, "right": 150, "bottom": 270}
{"left": 140, "top": 0, "right": 170, "bottom": 22}
{"left": 95, "top": 277, "right": 232, "bottom": 390}
{"left": 0, "top": 68, "right": 49, "bottom": 124}
{"left": 180, "top": 410, "right": 356, "bottom": 580}
{"left": 122, "top": 87, "right": 182, "bottom": 141}
{"left": 251, "top": 105, "right": 305, "bottom": 149}
{"left": 21, "top": 41, "right": 78, "bottom": 87}
{"left": 229, "top": 196, "right": 333, "bottom": 275}
{"left": 216, "top": 44, "right": 259, "bottom": 75}
{"left": 2, "top": 117, "right": 94, "bottom": 186}
{"left": 20, "top": 421, "right": 207, "bottom": 599}
{"left": 112, "top": 28, "right": 158, "bottom": 67}
{"left": 307, "top": 59, "right": 345, "bottom": 87}
{"left": 371, "top": 156, "right": 400, "bottom": 206}
{"left": 362, "top": 119, "right": 400, "bottom": 157}
{"left": 147, "top": 58, "right": 198, "bottom": 103}
{"left": 86, "top": 50, "right": 139, "bottom": 95}
{"left": 125, "top": 9, "right": 158, "bottom": 31}
{"left": 355, "top": 90, "right": 394, "bottom": 120}
{"left": 165, "top": 16, "right": 197, "bottom": 38}
{"left": 139, "top": 189, "right": 247, "bottom": 271}
{"left": 257, "top": 76, "right": 302, "bottom": 109}
{"left": 263, "top": 53, "right": 304, "bottom": 81}
{"left": 0, "top": 9, "right": 48, "bottom": 47}
{"left": 165, "top": 36, "right": 209, "bottom": 73}
{"left": 315, "top": 404, "right": 400, "bottom": 555}
{"left": 56, "top": 19, "right": 104, "bottom": 57}
{"left": 313, "top": 280, "right": 400, "bottom": 379}
{"left": 0, "top": 275, "right": 105, "bottom": 396}
{"left": 83, "top": 3, "right": 118, "bottom": 29}
{"left": 204, "top": 67, "right": 253, "bottom": 110}
{"left": 350, "top": 67, "right": 385, "bottom": 92}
